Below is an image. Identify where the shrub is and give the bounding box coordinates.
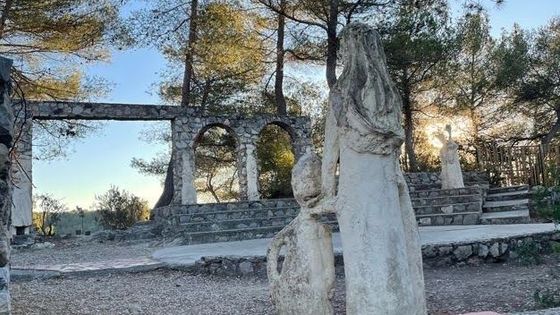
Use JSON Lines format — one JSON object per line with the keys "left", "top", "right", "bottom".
{"left": 534, "top": 289, "right": 560, "bottom": 309}
{"left": 32, "top": 194, "right": 66, "bottom": 236}
{"left": 517, "top": 239, "right": 542, "bottom": 266}
{"left": 95, "top": 186, "right": 150, "bottom": 230}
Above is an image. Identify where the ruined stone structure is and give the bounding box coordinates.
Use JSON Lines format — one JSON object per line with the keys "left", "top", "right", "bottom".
{"left": 11, "top": 100, "right": 312, "bottom": 236}
{"left": 0, "top": 57, "right": 13, "bottom": 314}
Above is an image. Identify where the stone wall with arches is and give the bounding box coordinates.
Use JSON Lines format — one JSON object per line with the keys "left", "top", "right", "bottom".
{"left": 12, "top": 101, "right": 312, "bottom": 233}
{"left": 171, "top": 114, "right": 311, "bottom": 204}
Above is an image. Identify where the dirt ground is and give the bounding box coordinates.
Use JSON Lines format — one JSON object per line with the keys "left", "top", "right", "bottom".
{"left": 10, "top": 239, "right": 560, "bottom": 315}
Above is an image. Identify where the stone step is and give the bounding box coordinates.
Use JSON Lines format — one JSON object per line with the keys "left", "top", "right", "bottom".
{"left": 409, "top": 187, "right": 482, "bottom": 199}
{"left": 483, "top": 199, "right": 530, "bottom": 213}
{"left": 410, "top": 194, "right": 482, "bottom": 208}
{"left": 173, "top": 205, "right": 299, "bottom": 216}
{"left": 479, "top": 210, "right": 530, "bottom": 225}
{"left": 175, "top": 207, "right": 300, "bottom": 222}
{"left": 182, "top": 199, "right": 299, "bottom": 214}
{"left": 178, "top": 215, "right": 297, "bottom": 232}
{"left": 415, "top": 211, "right": 480, "bottom": 226}
{"left": 178, "top": 221, "right": 339, "bottom": 245}
{"left": 413, "top": 201, "right": 482, "bottom": 215}
{"left": 488, "top": 185, "right": 529, "bottom": 195}
{"left": 485, "top": 190, "right": 530, "bottom": 202}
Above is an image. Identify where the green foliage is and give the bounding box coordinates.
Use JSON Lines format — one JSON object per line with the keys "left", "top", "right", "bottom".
{"left": 550, "top": 241, "right": 560, "bottom": 254}
{"left": 127, "top": 2, "right": 266, "bottom": 109}
{"left": 495, "top": 18, "right": 560, "bottom": 144}
{"left": 534, "top": 289, "right": 560, "bottom": 309}
{"left": 32, "top": 194, "right": 66, "bottom": 236}
{"left": 257, "top": 125, "right": 295, "bottom": 199}
{"left": 516, "top": 239, "right": 543, "bottom": 266}
{"left": 1, "top": 0, "right": 123, "bottom": 99}
{"left": 532, "top": 166, "right": 560, "bottom": 223}
{"left": 95, "top": 186, "right": 151, "bottom": 230}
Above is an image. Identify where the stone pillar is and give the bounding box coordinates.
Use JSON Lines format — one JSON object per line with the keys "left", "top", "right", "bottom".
{"left": 10, "top": 115, "right": 32, "bottom": 236}
{"left": 0, "top": 57, "right": 13, "bottom": 315}
{"left": 171, "top": 118, "right": 197, "bottom": 205}
{"left": 238, "top": 137, "right": 259, "bottom": 201}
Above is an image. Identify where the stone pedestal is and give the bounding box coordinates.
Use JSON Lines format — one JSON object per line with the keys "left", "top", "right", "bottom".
{"left": 238, "top": 140, "right": 260, "bottom": 201}
{"left": 10, "top": 117, "right": 32, "bottom": 234}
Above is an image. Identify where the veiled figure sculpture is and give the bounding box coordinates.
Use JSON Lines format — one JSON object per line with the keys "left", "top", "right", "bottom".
{"left": 267, "top": 150, "right": 335, "bottom": 315}
{"left": 437, "top": 125, "right": 465, "bottom": 189}
{"left": 321, "top": 23, "right": 427, "bottom": 314}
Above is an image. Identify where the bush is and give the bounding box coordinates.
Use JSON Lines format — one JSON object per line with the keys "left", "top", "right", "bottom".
{"left": 534, "top": 289, "right": 560, "bottom": 309}
{"left": 32, "top": 194, "right": 66, "bottom": 236}
{"left": 95, "top": 186, "right": 150, "bottom": 230}
{"left": 517, "top": 239, "right": 543, "bottom": 266}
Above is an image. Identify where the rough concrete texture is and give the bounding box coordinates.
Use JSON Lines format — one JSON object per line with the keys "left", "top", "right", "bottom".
{"left": 321, "top": 23, "right": 426, "bottom": 314}
{"left": 267, "top": 151, "right": 335, "bottom": 314}
{"left": 0, "top": 57, "right": 13, "bottom": 314}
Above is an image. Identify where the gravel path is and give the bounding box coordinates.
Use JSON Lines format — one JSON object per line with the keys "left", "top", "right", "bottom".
{"left": 10, "top": 240, "right": 560, "bottom": 314}
{"left": 11, "top": 239, "right": 155, "bottom": 268}
{"left": 11, "top": 260, "right": 560, "bottom": 315}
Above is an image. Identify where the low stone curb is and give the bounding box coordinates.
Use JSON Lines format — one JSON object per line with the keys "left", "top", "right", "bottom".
{"left": 511, "top": 308, "right": 560, "bottom": 315}
{"left": 11, "top": 262, "right": 165, "bottom": 282}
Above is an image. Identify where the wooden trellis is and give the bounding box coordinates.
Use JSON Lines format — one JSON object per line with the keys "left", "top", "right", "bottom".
{"left": 476, "top": 143, "right": 560, "bottom": 186}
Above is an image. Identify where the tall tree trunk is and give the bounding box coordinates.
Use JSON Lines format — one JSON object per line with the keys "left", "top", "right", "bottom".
{"left": 0, "top": 0, "right": 13, "bottom": 40}
{"left": 541, "top": 109, "right": 560, "bottom": 155}
{"left": 154, "top": 159, "right": 175, "bottom": 208}
{"left": 180, "top": 0, "right": 199, "bottom": 107}
{"left": 403, "top": 90, "right": 418, "bottom": 172}
{"left": 158, "top": 0, "right": 199, "bottom": 208}
{"left": 325, "top": 0, "right": 339, "bottom": 88}
{"left": 274, "top": 1, "right": 287, "bottom": 115}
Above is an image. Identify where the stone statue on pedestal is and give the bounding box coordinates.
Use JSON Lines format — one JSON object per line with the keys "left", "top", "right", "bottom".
{"left": 267, "top": 150, "right": 335, "bottom": 315}
{"left": 437, "top": 124, "right": 464, "bottom": 189}
{"left": 321, "top": 23, "right": 427, "bottom": 315}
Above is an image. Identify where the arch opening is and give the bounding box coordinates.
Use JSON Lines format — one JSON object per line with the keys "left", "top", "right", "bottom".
{"left": 194, "top": 124, "right": 239, "bottom": 203}
{"left": 256, "top": 123, "right": 296, "bottom": 199}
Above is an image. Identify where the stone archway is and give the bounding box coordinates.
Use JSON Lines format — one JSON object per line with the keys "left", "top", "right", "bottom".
{"left": 256, "top": 122, "right": 296, "bottom": 199}
{"left": 192, "top": 123, "right": 240, "bottom": 203}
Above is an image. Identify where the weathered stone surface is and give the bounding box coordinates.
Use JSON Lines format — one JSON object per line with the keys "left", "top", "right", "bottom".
{"left": 322, "top": 23, "right": 426, "bottom": 314}
{"left": 489, "top": 243, "right": 501, "bottom": 258}
{"left": 0, "top": 57, "right": 12, "bottom": 314}
{"left": 238, "top": 261, "right": 254, "bottom": 275}
{"left": 478, "top": 244, "right": 489, "bottom": 257}
{"left": 454, "top": 245, "right": 473, "bottom": 260}
{"left": 267, "top": 151, "right": 335, "bottom": 315}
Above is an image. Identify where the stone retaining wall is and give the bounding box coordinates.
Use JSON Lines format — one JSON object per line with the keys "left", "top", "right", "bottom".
{"left": 405, "top": 172, "right": 489, "bottom": 191}
{"left": 186, "top": 230, "right": 560, "bottom": 277}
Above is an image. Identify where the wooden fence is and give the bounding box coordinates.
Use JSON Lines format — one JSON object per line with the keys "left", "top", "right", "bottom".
{"left": 476, "top": 144, "right": 560, "bottom": 186}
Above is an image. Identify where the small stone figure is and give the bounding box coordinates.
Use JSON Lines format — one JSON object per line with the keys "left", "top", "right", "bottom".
{"left": 267, "top": 151, "right": 335, "bottom": 315}
{"left": 437, "top": 125, "right": 464, "bottom": 189}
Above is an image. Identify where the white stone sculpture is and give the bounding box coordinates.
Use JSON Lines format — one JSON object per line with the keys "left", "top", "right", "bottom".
{"left": 321, "top": 23, "right": 427, "bottom": 314}
{"left": 267, "top": 150, "right": 335, "bottom": 315}
{"left": 437, "top": 125, "right": 464, "bottom": 189}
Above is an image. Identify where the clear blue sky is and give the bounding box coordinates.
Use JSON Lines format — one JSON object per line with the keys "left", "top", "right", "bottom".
{"left": 33, "top": 0, "right": 560, "bottom": 210}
